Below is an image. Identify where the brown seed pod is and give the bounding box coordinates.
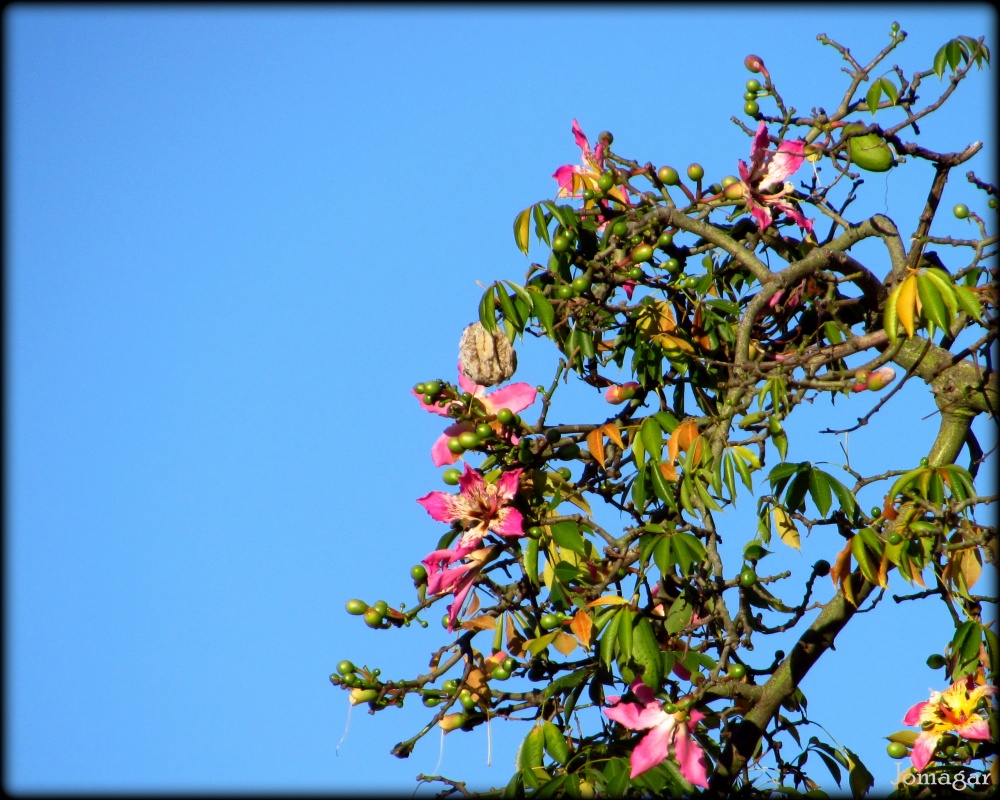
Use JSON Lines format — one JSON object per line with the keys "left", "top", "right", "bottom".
{"left": 459, "top": 322, "right": 517, "bottom": 387}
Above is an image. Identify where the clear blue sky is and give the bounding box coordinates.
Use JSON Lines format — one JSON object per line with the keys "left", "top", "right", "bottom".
{"left": 6, "top": 4, "right": 996, "bottom": 795}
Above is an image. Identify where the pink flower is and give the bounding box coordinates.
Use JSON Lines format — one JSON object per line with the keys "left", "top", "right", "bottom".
{"left": 422, "top": 546, "right": 490, "bottom": 631}
{"left": 737, "top": 122, "right": 812, "bottom": 233}
{"left": 417, "top": 463, "right": 525, "bottom": 550}
{"left": 412, "top": 367, "right": 537, "bottom": 466}
{"left": 902, "top": 678, "right": 996, "bottom": 772}
{"left": 604, "top": 680, "right": 709, "bottom": 786}
{"left": 552, "top": 119, "right": 631, "bottom": 207}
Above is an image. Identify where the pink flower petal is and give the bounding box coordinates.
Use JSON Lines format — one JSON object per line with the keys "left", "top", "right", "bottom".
{"left": 456, "top": 462, "right": 486, "bottom": 495}
{"left": 482, "top": 383, "right": 537, "bottom": 415}
{"left": 673, "top": 723, "right": 709, "bottom": 788}
{"left": 496, "top": 469, "right": 523, "bottom": 499}
{"left": 910, "top": 732, "right": 938, "bottom": 772}
{"left": 630, "top": 680, "right": 658, "bottom": 707}
{"left": 431, "top": 422, "right": 470, "bottom": 467}
{"left": 955, "top": 719, "right": 991, "bottom": 740}
{"left": 629, "top": 721, "right": 673, "bottom": 778}
{"left": 416, "top": 490, "right": 462, "bottom": 523}
{"left": 622, "top": 280, "right": 636, "bottom": 299}
{"left": 902, "top": 700, "right": 927, "bottom": 727}
{"left": 491, "top": 507, "right": 524, "bottom": 539}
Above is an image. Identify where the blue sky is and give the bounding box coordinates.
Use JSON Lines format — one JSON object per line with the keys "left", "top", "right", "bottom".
{"left": 6, "top": 4, "right": 996, "bottom": 795}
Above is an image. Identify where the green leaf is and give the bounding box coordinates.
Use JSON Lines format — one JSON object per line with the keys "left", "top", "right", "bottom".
{"left": 496, "top": 283, "right": 524, "bottom": 333}
{"left": 632, "top": 616, "right": 663, "bottom": 689}
{"left": 785, "top": 469, "right": 810, "bottom": 513}
{"left": 880, "top": 75, "right": 899, "bottom": 105}
{"left": 672, "top": 532, "right": 706, "bottom": 573}
{"left": 616, "top": 606, "right": 634, "bottom": 662}
{"left": 551, "top": 521, "right": 586, "bottom": 555}
{"left": 826, "top": 472, "right": 859, "bottom": 519}
{"left": 640, "top": 417, "right": 662, "bottom": 461}
{"left": 650, "top": 463, "right": 673, "bottom": 505}
{"left": 515, "top": 725, "right": 545, "bottom": 770}
{"left": 933, "top": 42, "right": 949, "bottom": 79}
{"left": 953, "top": 284, "right": 983, "bottom": 321}
{"left": 865, "top": 80, "right": 883, "bottom": 115}
{"left": 599, "top": 612, "right": 620, "bottom": 668}
{"left": 844, "top": 747, "right": 874, "bottom": 800}
{"left": 808, "top": 468, "right": 833, "bottom": 518}
{"left": 532, "top": 203, "right": 551, "bottom": 248}
{"left": 916, "top": 271, "right": 951, "bottom": 332}
{"left": 478, "top": 284, "right": 498, "bottom": 333}
{"left": 528, "top": 287, "right": 556, "bottom": 336}
{"left": 542, "top": 721, "right": 569, "bottom": 764}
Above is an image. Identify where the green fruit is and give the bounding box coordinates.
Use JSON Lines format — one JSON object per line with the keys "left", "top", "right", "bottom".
{"left": 555, "top": 285, "right": 576, "bottom": 300}
{"left": 597, "top": 172, "right": 615, "bottom": 192}
{"left": 739, "top": 567, "right": 758, "bottom": 587}
{"left": 442, "top": 678, "right": 459, "bottom": 693}
{"left": 664, "top": 258, "right": 680, "bottom": 272}
{"left": 721, "top": 175, "right": 739, "bottom": 187}
{"left": 410, "top": 564, "right": 428, "bottom": 582}
{"left": 887, "top": 741, "right": 908, "bottom": 759}
{"left": 422, "top": 394, "right": 436, "bottom": 405}
{"left": 870, "top": 506, "right": 882, "bottom": 519}
{"left": 556, "top": 443, "right": 581, "bottom": 459}
{"left": 345, "top": 599, "right": 368, "bottom": 615}
{"left": 364, "top": 608, "right": 383, "bottom": 628}
{"left": 743, "top": 91, "right": 757, "bottom": 101}
{"left": 490, "top": 667, "right": 510, "bottom": 681}
{"left": 540, "top": 613, "right": 560, "bottom": 630}
{"left": 627, "top": 266, "right": 643, "bottom": 280}
{"left": 544, "top": 428, "right": 561, "bottom": 444}
{"left": 612, "top": 220, "right": 629, "bottom": 237}
{"left": 657, "top": 232, "right": 674, "bottom": 248}
{"left": 413, "top": 382, "right": 426, "bottom": 394}
{"left": 658, "top": 166, "right": 680, "bottom": 185}
{"left": 422, "top": 695, "right": 442, "bottom": 707}
{"left": 746, "top": 79, "right": 761, "bottom": 92}
{"left": 446, "top": 436, "right": 464, "bottom": 454}
{"left": 598, "top": 130, "right": 614, "bottom": 145}
{"left": 423, "top": 380, "right": 442, "bottom": 397}
{"left": 813, "top": 560, "right": 831, "bottom": 577}
{"left": 442, "top": 467, "right": 462, "bottom": 485}
{"left": 458, "top": 431, "right": 481, "bottom": 450}
{"left": 664, "top": 702, "right": 678, "bottom": 714}
{"left": 552, "top": 234, "right": 571, "bottom": 253}
{"left": 888, "top": 532, "right": 903, "bottom": 545}
{"left": 496, "top": 408, "right": 515, "bottom": 425}
{"left": 571, "top": 276, "right": 591, "bottom": 293}
{"left": 989, "top": 198, "right": 997, "bottom": 209}
{"left": 582, "top": 189, "right": 594, "bottom": 201}
{"left": 337, "top": 660, "right": 356, "bottom": 676}
{"left": 953, "top": 203, "right": 970, "bottom": 219}
{"left": 475, "top": 423, "right": 494, "bottom": 440}
{"left": 502, "top": 657, "right": 517, "bottom": 672}
{"left": 527, "top": 526, "right": 544, "bottom": 538}
{"left": 744, "top": 100, "right": 760, "bottom": 116}
{"left": 629, "top": 235, "right": 644, "bottom": 246}
{"left": 556, "top": 467, "right": 572, "bottom": 480}
{"left": 630, "top": 244, "right": 654, "bottom": 263}
{"left": 459, "top": 689, "right": 477, "bottom": 710}
{"left": 373, "top": 600, "right": 388, "bottom": 616}
{"left": 919, "top": 457, "right": 929, "bottom": 467}
{"left": 841, "top": 123, "right": 894, "bottom": 172}
{"left": 687, "top": 163, "right": 705, "bottom": 181}
{"left": 926, "top": 653, "right": 947, "bottom": 669}
{"left": 728, "top": 664, "right": 747, "bottom": 679}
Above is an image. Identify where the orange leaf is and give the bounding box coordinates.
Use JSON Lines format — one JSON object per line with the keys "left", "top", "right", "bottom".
{"left": 882, "top": 493, "right": 899, "bottom": 521}
{"left": 570, "top": 609, "right": 593, "bottom": 646}
{"left": 461, "top": 614, "right": 498, "bottom": 632}
{"left": 601, "top": 422, "right": 624, "bottom": 449}
{"left": 659, "top": 461, "right": 679, "bottom": 482}
{"left": 587, "top": 596, "right": 628, "bottom": 607}
{"left": 831, "top": 539, "right": 854, "bottom": 590}
{"left": 587, "top": 427, "right": 606, "bottom": 467}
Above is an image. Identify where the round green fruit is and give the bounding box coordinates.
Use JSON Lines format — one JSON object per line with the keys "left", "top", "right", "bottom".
{"left": 373, "top": 600, "right": 389, "bottom": 616}
{"left": 410, "top": 564, "right": 428, "bottom": 582}
{"left": 413, "top": 382, "right": 426, "bottom": 394}
{"left": 442, "top": 467, "right": 462, "bottom": 485}
{"left": 442, "top": 678, "right": 459, "bottom": 693}
{"left": 631, "top": 244, "right": 654, "bottom": 263}
{"left": 728, "top": 664, "right": 747, "bottom": 679}
{"left": 744, "top": 100, "right": 760, "bottom": 116}
{"left": 555, "top": 285, "right": 576, "bottom": 300}
{"left": 841, "top": 123, "right": 894, "bottom": 172}
{"left": 597, "top": 171, "right": 615, "bottom": 192}
{"left": 888, "top": 532, "right": 903, "bottom": 545}
{"left": 721, "top": 175, "right": 739, "bottom": 187}
{"left": 496, "top": 408, "right": 515, "bottom": 425}
{"left": 582, "top": 189, "right": 594, "bottom": 201}
{"left": 739, "top": 566, "right": 758, "bottom": 587}
{"left": 527, "top": 525, "right": 544, "bottom": 538}
{"left": 664, "top": 258, "right": 680, "bottom": 272}
{"left": 953, "top": 203, "right": 969, "bottom": 219}
{"left": 458, "top": 431, "right": 481, "bottom": 450}
{"left": 447, "top": 437, "right": 464, "bottom": 454}
{"left": 345, "top": 599, "right": 368, "bottom": 615}
{"left": 459, "top": 690, "right": 477, "bottom": 710}
{"left": 687, "top": 163, "right": 705, "bottom": 181}
{"left": 490, "top": 667, "right": 510, "bottom": 681}
{"left": 337, "top": 660, "right": 356, "bottom": 676}
{"left": 557, "top": 443, "right": 581, "bottom": 459}
{"left": 627, "top": 266, "right": 643, "bottom": 280}
{"left": 743, "top": 91, "right": 757, "bottom": 101}
{"left": 475, "top": 423, "right": 494, "bottom": 440}
{"left": 887, "top": 741, "right": 908, "bottom": 759}
{"left": 502, "top": 657, "right": 517, "bottom": 672}
{"left": 571, "top": 276, "right": 591, "bottom": 293}
{"left": 364, "top": 608, "right": 384, "bottom": 628}
{"left": 612, "top": 220, "right": 629, "bottom": 237}
{"left": 746, "top": 79, "right": 761, "bottom": 92}
{"left": 422, "top": 695, "right": 442, "bottom": 707}
{"left": 556, "top": 467, "right": 572, "bottom": 480}
{"left": 658, "top": 166, "right": 680, "bottom": 185}
{"left": 540, "top": 613, "right": 560, "bottom": 630}
{"left": 657, "top": 231, "right": 674, "bottom": 248}
{"left": 926, "top": 653, "right": 947, "bottom": 669}
{"left": 423, "top": 380, "right": 442, "bottom": 397}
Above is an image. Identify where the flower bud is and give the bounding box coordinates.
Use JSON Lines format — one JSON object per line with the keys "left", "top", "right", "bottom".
{"left": 744, "top": 54, "right": 769, "bottom": 79}
{"left": 349, "top": 688, "right": 378, "bottom": 705}
{"left": 605, "top": 382, "right": 639, "bottom": 404}
{"left": 865, "top": 366, "right": 896, "bottom": 392}
{"left": 438, "top": 712, "right": 467, "bottom": 732}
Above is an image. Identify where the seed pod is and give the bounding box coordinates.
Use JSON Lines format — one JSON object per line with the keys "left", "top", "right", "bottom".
{"left": 459, "top": 322, "right": 517, "bottom": 386}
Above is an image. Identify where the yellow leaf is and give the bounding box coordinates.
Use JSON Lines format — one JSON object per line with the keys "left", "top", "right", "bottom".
{"left": 831, "top": 539, "right": 853, "bottom": 591}
{"left": 601, "top": 422, "right": 624, "bottom": 449}
{"left": 896, "top": 273, "right": 919, "bottom": 338}
{"left": 460, "top": 614, "right": 497, "bottom": 632}
{"left": 513, "top": 207, "right": 531, "bottom": 255}
{"left": 587, "top": 596, "right": 628, "bottom": 607}
{"left": 773, "top": 506, "right": 801, "bottom": 550}
{"left": 552, "top": 632, "right": 579, "bottom": 656}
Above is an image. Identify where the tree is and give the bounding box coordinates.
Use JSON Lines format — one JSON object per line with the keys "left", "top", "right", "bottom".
{"left": 331, "top": 27, "right": 996, "bottom": 798}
